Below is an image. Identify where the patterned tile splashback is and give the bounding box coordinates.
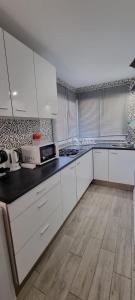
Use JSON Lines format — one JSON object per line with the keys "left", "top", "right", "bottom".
{"left": 0, "top": 118, "right": 53, "bottom": 149}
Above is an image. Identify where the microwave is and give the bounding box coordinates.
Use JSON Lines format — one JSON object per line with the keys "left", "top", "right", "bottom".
{"left": 21, "top": 143, "right": 58, "bottom": 165}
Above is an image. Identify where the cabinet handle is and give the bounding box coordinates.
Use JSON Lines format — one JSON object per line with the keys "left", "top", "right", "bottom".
{"left": 94, "top": 151, "right": 101, "bottom": 154}
{"left": 37, "top": 198, "right": 48, "bottom": 209}
{"left": 0, "top": 107, "right": 8, "bottom": 110}
{"left": 40, "top": 224, "right": 50, "bottom": 236}
{"left": 16, "top": 109, "right": 27, "bottom": 112}
{"left": 111, "top": 152, "right": 118, "bottom": 155}
{"left": 36, "top": 187, "right": 47, "bottom": 195}
{"left": 70, "top": 166, "right": 75, "bottom": 170}
{"left": 51, "top": 113, "right": 57, "bottom": 116}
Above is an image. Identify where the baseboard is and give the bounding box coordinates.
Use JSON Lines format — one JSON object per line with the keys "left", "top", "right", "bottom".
{"left": 93, "top": 179, "right": 133, "bottom": 191}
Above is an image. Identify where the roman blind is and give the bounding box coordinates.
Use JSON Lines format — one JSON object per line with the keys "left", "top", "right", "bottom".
{"left": 68, "top": 91, "right": 78, "bottom": 138}
{"left": 78, "top": 90, "right": 100, "bottom": 137}
{"left": 100, "top": 86, "right": 128, "bottom": 136}
{"left": 78, "top": 85, "right": 129, "bottom": 138}
{"left": 55, "top": 84, "right": 78, "bottom": 142}
{"left": 55, "top": 85, "right": 68, "bottom": 142}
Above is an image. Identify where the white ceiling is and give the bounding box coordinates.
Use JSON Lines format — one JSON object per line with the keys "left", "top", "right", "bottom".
{"left": 0, "top": 0, "right": 135, "bottom": 87}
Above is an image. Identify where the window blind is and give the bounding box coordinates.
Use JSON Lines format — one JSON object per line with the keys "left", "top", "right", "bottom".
{"left": 78, "top": 90, "right": 100, "bottom": 137}
{"left": 100, "top": 87, "right": 128, "bottom": 136}
{"left": 78, "top": 85, "right": 129, "bottom": 138}
{"left": 55, "top": 93, "right": 68, "bottom": 142}
{"left": 68, "top": 93, "right": 78, "bottom": 138}
{"left": 55, "top": 84, "right": 78, "bottom": 142}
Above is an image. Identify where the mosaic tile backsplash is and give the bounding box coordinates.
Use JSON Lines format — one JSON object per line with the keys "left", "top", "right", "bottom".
{"left": 0, "top": 118, "right": 53, "bottom": 149}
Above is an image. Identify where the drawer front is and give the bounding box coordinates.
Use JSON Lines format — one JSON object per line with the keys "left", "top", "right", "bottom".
{"left": 8, "top": 173, "right": 60, "bottom": 221}
{"left": 16, "top": 205, "right": 62, "bottom": 284}
{"left": 11, "top": 183, "right": 61, "bottom": 254}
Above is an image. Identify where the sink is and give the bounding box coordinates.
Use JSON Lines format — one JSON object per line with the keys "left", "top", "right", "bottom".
{"left": 111, "top": 143, "right": 133, "bottom": 148}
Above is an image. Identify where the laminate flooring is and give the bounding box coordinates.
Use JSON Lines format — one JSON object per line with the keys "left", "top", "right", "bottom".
{"left": 17, "top": 183, "right": 134, "bottom": 300}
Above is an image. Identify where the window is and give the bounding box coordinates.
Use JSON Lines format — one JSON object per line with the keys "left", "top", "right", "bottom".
{"left": 78, "top": 85, "right": 129, "bottom": 138}
{"left": 100, "top": 87, "right": 128, "bottom": 136}
{"left": 78, "top": 90, "right": 100, "bottom": 137}
{"left": 54, "top": 84, "right": 78, "bottom": 142}
{"left": 55, "top": 93, "right": 68, "bottom": 142}
{"left": 68, "top": 92, "right": 78, "bottom": 138}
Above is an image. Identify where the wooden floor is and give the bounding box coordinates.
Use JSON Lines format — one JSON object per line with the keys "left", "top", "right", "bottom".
{"left": 17, "top": 183, "right": 135, "bottom": 300}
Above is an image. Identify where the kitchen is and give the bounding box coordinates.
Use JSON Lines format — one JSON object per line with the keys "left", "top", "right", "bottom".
{"left": 0, "top": 1, "right": 135, "bottom": 300}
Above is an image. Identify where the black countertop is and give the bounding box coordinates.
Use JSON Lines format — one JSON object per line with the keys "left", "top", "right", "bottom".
{"left": 0, "top": 143, "right": 134, "bottom": 204}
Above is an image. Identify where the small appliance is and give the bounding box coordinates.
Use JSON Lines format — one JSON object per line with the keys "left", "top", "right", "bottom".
{"left": 9, "top": 149, "right": 21, "bottom": 172}
{"left": 0, "top": 150, "right": 10, "bottom": 177}
{"left": 21, "top": 143, "right": 58, "bottom": 165}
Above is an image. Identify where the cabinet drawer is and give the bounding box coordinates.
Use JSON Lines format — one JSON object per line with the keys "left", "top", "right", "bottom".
{"left": 15, "top": 205, "right": 62, "bottom": 284}
{"left": 8, "top": 173, "right": 60, "bottom": 221}
{"left": 11, "top": 183, "right": 61, "bottom": 254}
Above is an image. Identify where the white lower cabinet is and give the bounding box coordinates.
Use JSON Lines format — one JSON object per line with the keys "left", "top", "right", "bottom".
{"left": 0, "top": 209, "right": 16, "bottom": 300}
{"left": 6, "top": 148, "right": 135, "bottom": 286}
{"left": 109, "top": 150, "right": 135, "bottom": 185}
{"left": 76, "top": 151, "right": 92, "bottom": 201}
{"left": 133, "top": 188, "right": 135, "bottom": 242}
{"left": 10, "top": 183, "right": 61, "bottom": 254}
{"left": 89, "top": 150, "right": 93, "bottom": 183}
{"left": 7, "top": 173, "right": 62, "bottom": 284}
{"left": 61, "top": 162, "right": 77, "bottom": 221}
{"left": 93, "top": 149, "right": 108, "bottom": 181}
{"left": 16, "top": 205, "right": 62, "bottom": 283}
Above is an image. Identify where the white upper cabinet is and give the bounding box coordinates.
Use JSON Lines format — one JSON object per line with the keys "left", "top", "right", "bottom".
{"left": 0, "top": 29, "right": 12, "bottom": 116}
{"left": 34, "top": 52, "right": 58, "bottom": 118}
{"left": 4, "top": 31, "right": 38, "bottom": 118}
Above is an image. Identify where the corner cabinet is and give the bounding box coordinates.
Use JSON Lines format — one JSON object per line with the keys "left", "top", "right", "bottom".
{"left": 3, "top": 31, "right": 38, "bottom": 118}
{"left": 34, "top": 52, "right": 58, "bottom": 119}
{"left": 0, "top": 29, "right": 12, "bottom": 116}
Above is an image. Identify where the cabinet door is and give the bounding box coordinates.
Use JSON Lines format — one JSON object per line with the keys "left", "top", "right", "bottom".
{"left": 0, "top": 209, "right": 16, "bottom": 300}
{"left": 109, "top": 150, "right": 135, "bottom": 185}
{"left": 89, "top": 150, "right": 93, "bottom": 183}
{"left": 133, "top": 188, "right": 135, "bottom": 241}
{"left": 93, "top": 149, "right": 108, "bottom": 180}
{"left": 76, "top": 152, "right": 91, "bottom": 201}
{"left": 61, "top": 162, "right": 77, "bottom": 221}
{"left": 4, "top": 31, "right": 38, "bottom": 118}
{"left": 0, "top": 29, "right": 12, "bottom": 116}
{"left": 34, "top": 52, "right": 58, "bottom": 119}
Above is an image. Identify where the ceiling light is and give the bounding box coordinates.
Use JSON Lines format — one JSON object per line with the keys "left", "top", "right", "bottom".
{"left": 12, "top": 91, "right": 18, "bottom": 96}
